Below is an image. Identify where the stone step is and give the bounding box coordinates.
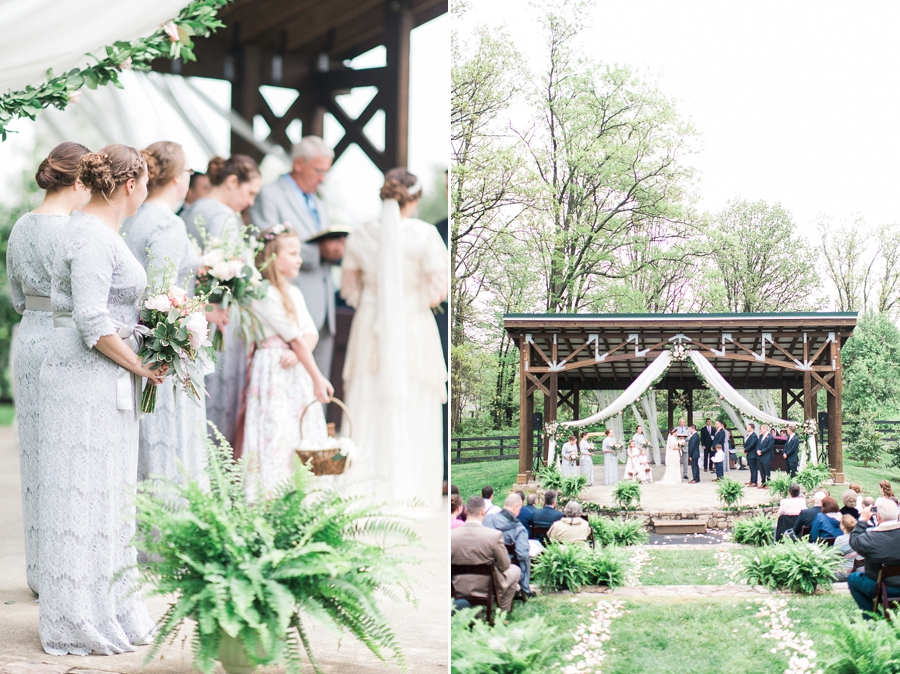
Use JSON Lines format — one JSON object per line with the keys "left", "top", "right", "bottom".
{"left": 653, "top": 519, "right": 707, "bottom": 534}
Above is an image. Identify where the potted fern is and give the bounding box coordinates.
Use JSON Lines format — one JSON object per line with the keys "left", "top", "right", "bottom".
{"left": 612, "top": 481, "right": 641, "bottom": 510}
{"left": 132, "top": 433, "right": 418, "bottom": 674}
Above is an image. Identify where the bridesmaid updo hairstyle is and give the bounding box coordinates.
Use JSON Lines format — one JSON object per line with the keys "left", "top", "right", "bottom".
{"left": 206, "top": 154, "right": 260, "bottom": 186}
{"left": 141, "top": 141, "right": 187, "bottom": 196}
{"left": 77, "top": 144, "right": 146, "bottom": 202}
{"left": 255, "top": 224, "right": 300, "bottom": 323}
{"left": 379, "top": 167, "right": 422, "bottom": 207}
{"left": 35, "top": 141, "right": 91, "bottom": 191}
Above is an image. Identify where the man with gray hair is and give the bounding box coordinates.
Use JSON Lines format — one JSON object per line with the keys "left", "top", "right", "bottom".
{"left": 249, "top": 136, "right": 345, "bottom": 379}
{"left": 484, "top": 492, "right": 533, "bottom": 597}
{"left": 451, "top": 496, "right": 521, "bottom": 611}
{"left": 849, "top": 499, "right": 900, "bottom": 618}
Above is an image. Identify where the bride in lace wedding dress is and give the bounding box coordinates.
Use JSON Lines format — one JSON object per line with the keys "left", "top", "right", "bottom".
{"left": 659, "top": 428, "right": 683, "bottom": 484}
{"left": 340, "top": 169, "right": 448, "bottom": 509}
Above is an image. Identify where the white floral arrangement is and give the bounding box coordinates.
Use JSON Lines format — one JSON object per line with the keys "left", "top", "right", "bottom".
{"left": 802, "top": 418, "right": 818, "bottom": 436}
{"left": 671, "top": 343, "right": 690, "bottom": 361}
{"left": 299, "top": 436, "right": 359, "bottom": 460}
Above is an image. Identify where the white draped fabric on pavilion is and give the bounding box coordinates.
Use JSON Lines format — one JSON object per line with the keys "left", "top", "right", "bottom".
{"left": 549, "top": 348, "right": 817, "bottom": 469}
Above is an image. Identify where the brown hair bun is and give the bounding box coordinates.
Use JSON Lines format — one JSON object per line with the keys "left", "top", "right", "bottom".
{"left": 206, "top": 154, "right": 259, "bottom": 186}
{"left": 142, "top": 141, "right": 186, "bottom": 196}
{"left": 379, "top": 167, "right": 422, "bottom": 207}
{"left": 77, "top": 144, "right": 145, "bottom": 202}
{"left": 35, "top": 142, "right": 91, "bottom": 191}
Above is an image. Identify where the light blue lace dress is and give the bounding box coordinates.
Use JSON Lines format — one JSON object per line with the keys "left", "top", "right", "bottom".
{"left": 7, "top": 212, "right": 69, "bottom": 594}
{"left": 122, "top": 202, "right": 207, "bottom": 483}
{"left": 38, "top": 212, "right": 154, "bottom": 655}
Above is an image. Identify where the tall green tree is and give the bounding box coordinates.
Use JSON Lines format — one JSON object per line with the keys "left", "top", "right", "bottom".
{"left": 842, "top": 311, "right": 900, "bottom": 418}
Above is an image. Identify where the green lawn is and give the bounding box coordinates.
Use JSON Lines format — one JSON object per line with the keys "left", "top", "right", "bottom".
{"left": 505, "top": 593, "right": 857, "bottom": 673}
{"left": 0, "top": 403, "right": 13, "bottom": 426}
{"left": 640, "top": 547, "right": 753, "bottom": 586}
{"left": 830, "top": 458, "right": 900, "bottom": 499}
{"left": 451, "top": 459, "right": 519, "bottom": 500}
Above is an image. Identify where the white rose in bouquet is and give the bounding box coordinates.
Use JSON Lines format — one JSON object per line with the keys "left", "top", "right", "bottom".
{"left": 211, "top": 260, "right": 237, "bottom": 281}
{"left": 168, "top": 286, "right": 188, "bottom": 306}
{"left": 200, "top": 249, "right": 225, "bottom": 268}
{"left": 182, "top": 311, "right": 209, "bottom": 349}
{"left": 144, "top": 294, "right": 171, "bottom": 313}
{"left": 227, "top": 259, "right": 246, "bottom": 278}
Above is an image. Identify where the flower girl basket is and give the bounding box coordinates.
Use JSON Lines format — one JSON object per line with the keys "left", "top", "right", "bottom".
{"left": 295, "top": 396, "right": 353, "bottom": 475}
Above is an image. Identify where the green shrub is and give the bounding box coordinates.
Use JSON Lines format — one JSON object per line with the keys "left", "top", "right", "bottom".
{"left": 847, "top": 412, "right": 885, "bottom": 467}
{"left": 742, "top": 538, "right": 843, "bottom": 594}
{"left": 536, "top": 464, "right": 563, "bottom": 491}
{"left": 451, "top": 608, "right": 564, "bottom": 673}
{"left": 819, "top": 613, "right": 900, "bottom": 674}
{"left": 531, "top": 543, "right": 627, "bottom": 592}
{"left": 588, "top": 549, "right": 626, "bottom": 588}
{"left": 796, "top": 463, "right": 832, "bottom": 495}
{"left": 588, "top": 516, "right": 648, "bottom": 547}
{"left": 612, "top": 481, "right": 641, "bottom": 509}
{"left": 716, "top": 477, "right": 745, "bottom": 508}
{"left": 766, "top": 471, "right": 794, "bottom": 499}
{"left": 560, "top": 474, "right": 587, "bottom": 499}
{"left": 732, "top": 514, "right": 775, "bottom": 546}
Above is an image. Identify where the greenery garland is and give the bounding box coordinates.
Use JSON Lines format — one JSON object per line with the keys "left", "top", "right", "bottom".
{"left": 0, "top": 0, "right": 232, "bottom": 140}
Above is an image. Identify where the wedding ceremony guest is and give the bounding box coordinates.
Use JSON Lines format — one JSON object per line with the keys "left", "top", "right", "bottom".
{"left": 579, "top": 431, "right": 594, "bottom": 485}
{"left": 602, "top": 428, "right": 618, "bottom": 486}
{"left": 632, "top": 424, "right": 646, "bottom": 457}
{"left": 743, "top": 423, "right": 759, "bottom": 486}
{"left": 239, "top": 225, "right": 334, "bottom": 494}
{"left": 777, "top": 484, "right": 807, "bottom": 517}
{"left": 849, "top": 483, "right": 863, "bottom": 511}
{"left": 676, "top": 417, "right": 689, "bottom": 478}
{"left": 121, "top": 141, "right": 228, "bottom": 485}
{"left": 876, "top": 480, "right": 895, "bottom": 510}
{"left": 783, "top": 425, "right": 800, "bottom": 477}
{"left": 548, "top": 501, "right": 591, "bottom": 544}
{"left": 517, "top": 493, "right": 538, "bottom": 529}
{"left": 848, "top": 499, "right": 900, "bottom": 618}
{"left": 38, "top": 146, "right": 166, "bottom": 655}
{"left": 834, "top": 515, "right": 862, "bottom": 582}
{"left": 840, "top": 490, "right": 861, "bottom": 519}
{"left": 792, "top": 491, "right": 826, "bottom": 538}
{"left": 532, "top": 490, "right": 564, "bottom": 530}
{"left": 624, "top": 439, "right": 642, "bottom": 481}
{"left": 701, "top": 418, "right": 714, "bottom": 472}
{"left": 451, "top": 494, "right": 464, "bottom": 529}
{"left": 713, "top": 420, "right": 727, "bottom": 473}
{"left": 182, "top": 154, "right": 261, "bottom": 446}
{"left": 183, "top": 170, "right": 209, "bottom": 207}
{"left": 451, "top": 496, "right": 521, "bottom": 613}
{"left": 482, "top": 486, "right": 501, "bottom": 516}
{"left": 7, "top": 141, "right": 90, "bottom": 595}
{"left": 861, "top": 496, "right": 877, "bottom": 526}
{"left": 250, "top": 136, "right": 342, "bottom": 378}
{"left": 639, "top": 446, "right": 652, "bottom": 483}
{"left": 687, "top": 425, "right": 701, "bottom": 483}
{"left": 660, "top": 428, "right": 683, "bottom": 484}
{"left": 810, "top": 496, "right": 843, "bottom": 542}
{"left": 484, "top": 492, "right": 533, "bottom": 598}
{"left": 757, "top": 424, "right": 775, "bottom": 487}
{"left": 727, "top": 429, "right": 738, "bottom": 470}
{"left": 340, "top": 168, "right": 448, "bottom": 508}
{"left": 711, "top": 443, "right": 725, "bottom": 481}
{"left": 561, "top": 435, "right": 578, "bottom": 477}
{"left": 451, "top": 484, "right": 467, "bottom": 521}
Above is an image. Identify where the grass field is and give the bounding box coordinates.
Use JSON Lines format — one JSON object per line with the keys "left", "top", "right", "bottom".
{"left": 0, "top": 403, "right": 14, "bottom": 426}
{"left": 640, "top": 547, "right": 752, "bottom": 586}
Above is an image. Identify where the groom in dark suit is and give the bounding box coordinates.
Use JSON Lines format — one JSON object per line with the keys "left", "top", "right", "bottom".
{"left": 743, "top": 423, "right": 760, "bottom": 487}
{"left": 687, "top": 425, "right": 701, "bottom": 483}
{"left": 783, "top": 426, "right": 801, "bottom": 476}
{"left": 700, "top": 418, "right": 714, "bottom": 473}
{"left": 713, "top": 420, "right": 726, "bottom": 461}
{"left": 757, "top": 424, "right": 775, "bottom": 487}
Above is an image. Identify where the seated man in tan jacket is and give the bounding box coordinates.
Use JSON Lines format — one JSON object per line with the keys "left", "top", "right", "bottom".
{"left": 451, "top": 496, "right": 521, "bottom": 612}
{"left": 548, "top": 501, "right": 591, "bottom": 544}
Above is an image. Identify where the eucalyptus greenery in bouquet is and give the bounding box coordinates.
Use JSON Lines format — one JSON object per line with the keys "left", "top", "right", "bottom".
{"left": 137, "top": 260, "right": 216, "bottom": 413}
{"left": 193, "top": 217, "right": 269, "bottom": 350}
{"left": 132, "top": 430, "right": 418, "bottom": 673}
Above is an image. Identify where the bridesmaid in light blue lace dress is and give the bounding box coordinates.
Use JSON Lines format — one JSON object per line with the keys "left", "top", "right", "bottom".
{"left": 121, "top": 142, "right": 228, "bottom": 484}
{"left": 38, "top": 146, "right": 166, "bottom": 656}
{"left": 180, "top": 154, "right": 261, "bottom": 447}
{"left": 7, "top": 142, "right": 90, "bottom": 595}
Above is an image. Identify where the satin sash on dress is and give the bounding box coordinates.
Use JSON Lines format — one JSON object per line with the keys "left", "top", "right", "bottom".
{"left": 24, "top": 294, "right": 51, "bottom": 312}
{"left": 52, "top": 311, "right": 149, "bottom": 417}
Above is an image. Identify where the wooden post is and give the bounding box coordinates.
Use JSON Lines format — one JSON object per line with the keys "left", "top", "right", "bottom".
{"left": 667, "top": 385, "right": 674, "bottom": 432}
{"left": 573, "top": 383, "right": 581, "bottom": 421}
{"left": 803, "top": 371, "right": 814, "bottom": 423}
{"left": 230, "top": 43, "right": 265, "bottom": 161}
{"left": 781, "top": 385, "right": 789, "bottom": 420}
{"left": 383, "top": 0, "right": 412, "bottom": 168}
{"left": 517, "top": 339, "right": 531, "bottom": 484}
{"left": 686, "top": 387, "right": 694, "bottom": 427}
{"left": 832, "top": 339, "right": 845, "bottom": 482}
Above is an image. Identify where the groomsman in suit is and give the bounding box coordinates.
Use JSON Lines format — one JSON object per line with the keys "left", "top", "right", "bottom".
{"left": 249, "top": 136, "right": 344, "bottom": 380}
{"left": 757, "top": 424, "right": 775, "bottom": 487}
{"left": 687, "top": 425, "right": 701, "bottom": 483}
{"left": 783, "top": 425, "right": 801, "bottom": 476}
{"left": 713, "top": 420, "right": 727, "bottom": 465}
{"left": 743, "top": 423, "right": 760, "bottom": 487}
{"left": 676, "top": 417, "right": 689, "bottom": 479}
{"left": 700, "top": 418, "right": 715, "bottom": 473}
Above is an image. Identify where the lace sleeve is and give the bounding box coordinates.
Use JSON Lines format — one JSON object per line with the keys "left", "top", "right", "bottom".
{"left": 340, "top": 233, "right": 363, "bottom": 308}
{"left": 6, "top": 251, "right": 25, "bottom": 314}
{"left": 69, "top": 235, "right": 117, "bottom": 349}
{"left": 421, "top": 225, "right": 448, "bottom": 308}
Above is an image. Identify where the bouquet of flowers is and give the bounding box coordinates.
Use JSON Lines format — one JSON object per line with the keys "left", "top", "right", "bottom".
{"left": 193, "top": 220, "right": 269, "bottom": 350}
{"left": 138, "top": 262, "right": 216, "bottom": 414}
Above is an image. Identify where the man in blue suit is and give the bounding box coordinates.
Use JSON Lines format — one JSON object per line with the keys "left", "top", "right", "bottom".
{"left": 713, "top": 421, "right": 727, "bottom": 470}
{"left": 783, "top": 425, "right": 801, "bottom": 477}
{"left": 743, "top": 423, "right": 760, "bottom": 487}
{"left": 700, "top": 418, "right": 715, "bottom": 472}
{"left": 687, "top": 425, "right": 702, "bottom": 483}
{"left": 757, "top": 423, "right": 775, "bottom": 487}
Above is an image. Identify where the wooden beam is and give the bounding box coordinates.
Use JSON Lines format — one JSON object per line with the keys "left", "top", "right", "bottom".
{"left": 832, "top": 339, "right": 845, "bottom": 481}
{"left": 518, "top": 340, "right": 531, "bottom": 483}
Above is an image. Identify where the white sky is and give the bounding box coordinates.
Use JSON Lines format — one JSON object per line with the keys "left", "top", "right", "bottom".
{"left": 460, "top": 1, "right": 900, "bottom": 241}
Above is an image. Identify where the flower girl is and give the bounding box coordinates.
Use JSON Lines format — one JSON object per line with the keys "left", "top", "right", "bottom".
{"left": 240, "top": 224, "right": 333, "bottom": 493}
{"left": 638, "top": 446, "right": 653, "bottom": 484}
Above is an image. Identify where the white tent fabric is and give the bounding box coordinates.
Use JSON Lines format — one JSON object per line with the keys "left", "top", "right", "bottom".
{"left": 719, "top": 398, "right": 747, "bottom": 437}
{"left": 0, "top": 1, "right": 192, "bottom": 93}
{"left": 636, "top": 394, "right": 662, "bottom": 464}
{"left": 595, "top": 391, "right": 626, "bottom": 461}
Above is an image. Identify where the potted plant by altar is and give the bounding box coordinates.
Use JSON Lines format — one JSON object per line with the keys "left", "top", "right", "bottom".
{"left": 131, "top": 432, "right": 418, "bottom": 674}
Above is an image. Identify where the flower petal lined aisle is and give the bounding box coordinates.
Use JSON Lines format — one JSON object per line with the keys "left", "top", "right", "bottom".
{"left": 560, "top": 600, "right": 626, "bottom": 674}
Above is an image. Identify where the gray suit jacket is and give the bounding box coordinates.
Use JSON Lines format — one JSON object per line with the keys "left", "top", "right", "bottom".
{"left": 249, "top": 175, "right": 335, "bottom": 335}
{"left": 451, "top": 522, "right": 513, "bottom": 598}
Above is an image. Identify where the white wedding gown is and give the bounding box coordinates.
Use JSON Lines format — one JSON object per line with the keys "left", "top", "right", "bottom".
{"left": 659, "top": 436, "right": 683, "bottom": 484}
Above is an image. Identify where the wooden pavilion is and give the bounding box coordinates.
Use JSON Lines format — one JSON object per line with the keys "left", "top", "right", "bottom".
{"left": 505, "top": 312, "right": 858, "bottom": 484}
{"left": 152, "top": 0, "right": 447, "bottom": 169}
